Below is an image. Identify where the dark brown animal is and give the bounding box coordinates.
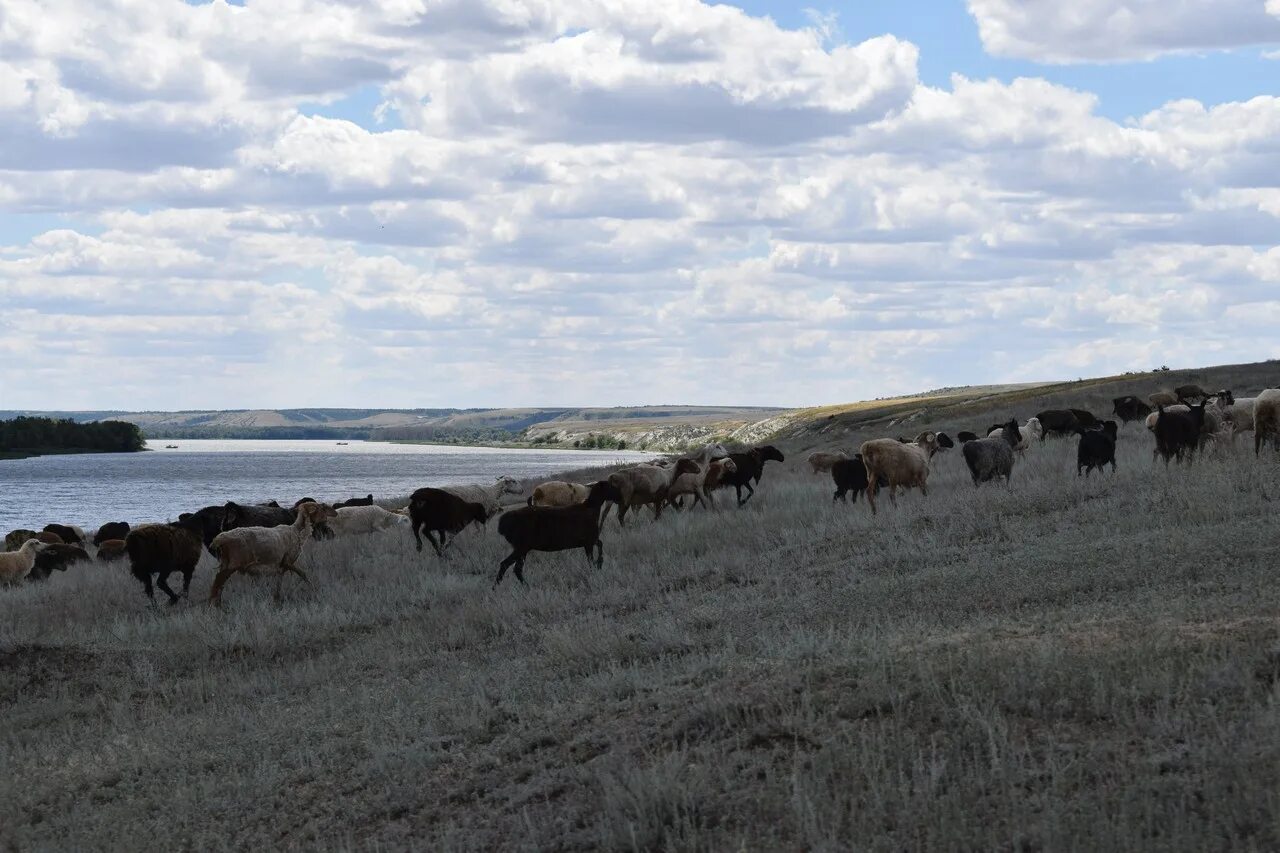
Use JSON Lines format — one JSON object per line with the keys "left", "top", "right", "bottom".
{"left": 718, "top": 445, "right": 786, "bottom": 506}
{"left": 830, "top": 454, "right": 886, "bottom": 504}
{"left": 1154, "top": 401, "right": 1209, "bottom": 464}
{"left": 28, "top": 544, "right": 92, "bottom": 581}
{"left": 493, "top": 482, "right": 616, "bottom": 587}
{"left": 96, "top": 538, "right": 129, "bottom": 562}
{"left": 93, "top": 521, "right": 130, "bottom": 546}
{"left": 407, "top": 488, "right": 488, "bottom": 556}
{"left": 125, "top": 518, "right": 205, "bottom": 604}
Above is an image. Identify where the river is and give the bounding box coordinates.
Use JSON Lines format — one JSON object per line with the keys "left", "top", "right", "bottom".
{"left": 0, "top": 440, "right": 652, "bottom": 533}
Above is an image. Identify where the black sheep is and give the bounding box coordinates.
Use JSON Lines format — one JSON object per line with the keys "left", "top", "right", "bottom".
{"left": 830, "top": 454, "right": 886, "bottom": 504}
{"left": 125, "top": 518, "right": 204, "bottom": 604}
{"left": 1077, "top": 421, "right": 1118, "bottom": 477}
{"left": 93, "top": 521, "right": 130, "bottom": 546}
{"left": 43, "top": 523, "right": 84, "bottom": 545}
{"left": 494, "top": 482, "right": 615, "bottom": 587}
{"left": 333, "top": 493, "right": 375, "bottom": 508}
{"left": 28, "top": 544, "right": 91, "bottom": 581}
{"left": 408, "top": 488, "right": 488, "bottom": 556}
{"left": 178, "top": 505, "right": 228, "bottom": 550}
{"left": 1112, "top": 395, "right": 1152, "bottom": 426}
{"left": 956, "top": 430, "right": 980, "bottom": 444}
{"left": 1154, "top": 401, "right": 1209, "bottom": 464}
{"left": 719, "top": 445, "right": 786, "bottom": 506}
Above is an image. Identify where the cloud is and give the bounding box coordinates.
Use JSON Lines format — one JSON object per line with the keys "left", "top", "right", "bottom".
{"left": 1, "top": 1, "right": 1279, "bottom": 409}
{"left": 967, "top": 0, "right": 1280, "bottom": 62}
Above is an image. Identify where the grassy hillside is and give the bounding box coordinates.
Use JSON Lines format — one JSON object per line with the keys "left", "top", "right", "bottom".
{"left": 3, "top": 379, "right": 1279, "bottom": 848}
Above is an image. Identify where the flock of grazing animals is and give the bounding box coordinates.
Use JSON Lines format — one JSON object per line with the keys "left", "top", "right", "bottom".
{"left": 4, "top": 381, "right": 1279, "bottom": 602}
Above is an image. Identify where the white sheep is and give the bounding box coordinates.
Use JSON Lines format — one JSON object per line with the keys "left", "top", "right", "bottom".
{"left": 986, "top": 417, "right": 1042, "bottom": 454}
{"left": 806, "top": 451, "right": 848, "bottom": 474}
{"left": 528, "top": 481, "right": 591, "bottom": 508}
{"left": 859, "top": 432, "right": 940, "bottom": 515}
{"left": 329, "top": 505, "right": 410, "bottom": 537}
{"left": 0, "top": 539, "right": 46, "bottom": 584}
{"left": 1253, "top": 389, "right": 1280, "bottom": 455}
{"left": 207, "top": 502, "right": 337, "bottom": 605}
{"left": 441, "top": 476, "right": 522, "bottom": 519}
{"left": 1223, "top": 396, "right": 1257, "bottom": 443}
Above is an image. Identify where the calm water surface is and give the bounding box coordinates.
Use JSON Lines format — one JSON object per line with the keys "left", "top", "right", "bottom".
{"left": 0, "top": 440, "right": 652, "bottom": 532}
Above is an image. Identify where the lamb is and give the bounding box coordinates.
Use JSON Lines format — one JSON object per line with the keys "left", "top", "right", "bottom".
{"left": 207, "top": 502, "right": 338, "bottom": 606}
{"left": 126, "top": 517, "right": 207, "bottom": 604}
{"left": 329, "top": 504, "right": 410, "bottom": 537}
{"left": 1253, "top": 389, "right": 1280, "bottom": 455}
{"left": 95, "top": 539, "right": 129, "bottom": 562}
{"left": 716, "top": 445, "right": 786, "bottom": 507}
{"left": 493, "top": 481, "right": 616, "bottom": 587}
{"left": 859, "top": 432, "right": 939, "bottom": 514}
{"left": 1154, "top": 400, "right": 1210, "bottom": 464}
{"left": 830, "top": 454, "right": 886, "bottom": 504}
{"left": 963, "top": 421, "right": 1017, "bottom": 487}
{"left": 441, "top": 476, "right": 522, "bottom": 519}
{"left": 407, "top": 488, "right": 489, "bottom": 556}
{"left": 1077, "top": 421, "right": 1118, "bottom": 477}
{"left": 93, "top": 521, "right": 130, "bottom": 546}
{"left": 807, "top": 451, "right": 848, "bottom": 475}
{"left": 0, "top": 540, "right": 46, "bottom": 584}
{"left": 29, "top": 544, "right": 91, "bottom": 581}
{"left": 603, "top": 458, "right": 701, "bottom": 524}
{"left": 666, "top": 459, "right": 728, "bottom": 510}
{"left": 699, "top": 458, "right": 738, "bottom": 508}
{"left": 528, "top": 481, "right": 591, "bottom": 508}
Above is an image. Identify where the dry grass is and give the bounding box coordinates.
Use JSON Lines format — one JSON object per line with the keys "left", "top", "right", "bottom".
{"left": 3, "top": 417, "right": 1280, "bottom": 850}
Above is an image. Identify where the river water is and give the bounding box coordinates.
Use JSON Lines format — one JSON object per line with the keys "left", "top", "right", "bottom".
{"left": 0, "top": 440, "right": 652, "bottom": 533}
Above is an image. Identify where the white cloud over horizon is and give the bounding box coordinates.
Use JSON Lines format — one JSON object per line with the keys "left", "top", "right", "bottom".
{"left": 1, "top": 0, "right": 1278, "bottom": 411}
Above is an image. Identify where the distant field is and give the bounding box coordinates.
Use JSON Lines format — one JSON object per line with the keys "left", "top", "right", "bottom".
{"left": 3, "top": 379, "right": 1279, "bottom": 848}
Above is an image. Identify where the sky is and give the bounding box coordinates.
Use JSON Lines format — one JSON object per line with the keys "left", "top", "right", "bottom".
{"left": 1, "top": 0, "right": 1279, "bottom": 411}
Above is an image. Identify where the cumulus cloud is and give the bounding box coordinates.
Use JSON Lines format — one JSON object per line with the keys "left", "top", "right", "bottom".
{"left": 0, "top": 0, "right": 1278, "bottom": 409}
{"left": 968, "top": 0, "right": 1280, "bottom": 63}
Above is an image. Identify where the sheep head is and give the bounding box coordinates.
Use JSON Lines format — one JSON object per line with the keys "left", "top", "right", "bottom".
{"left": 495, "top": 476, "right": 522, "bottom": 497}
{"left": 674, "top": 458, "right": 701, "bottom": 477}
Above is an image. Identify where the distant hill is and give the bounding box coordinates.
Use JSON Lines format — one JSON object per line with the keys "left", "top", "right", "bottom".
{"left": 8, "top": 358, "right": 1275, "bottom": 452}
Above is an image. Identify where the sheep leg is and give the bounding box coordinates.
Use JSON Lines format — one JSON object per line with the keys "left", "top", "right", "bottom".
{"left": 155, "top": 572, "right": 181, "bottom": 605}
{"left": 512, "top": 558, "right": 527, "bottom": 586}
{"left": 207, "top": 566, "right": 236, "bottom": 607}
{"left": 689, "top": 491, "right": 706, "bottom": 510}
{"left": 616, "top": 503, "right": 629, "bottom": 527}
{"left": 594, "top": 540, "right": 604, "bottom": 569}
{"left": 134, "top": 569, "right": 156, "bottom": 603}
{"left": 283, "top": 562, "right": 310, "bottom": 583}
{"left": 421, "top": 530, "right": 444, "bottom": 557}
{"left": 494, "top": 551, "right": 520, "bottom": 588}
{"left": 412, "top": 520, "right": 425, "bottom": 553}
{"left": 181, "top": 567, "right": 195, "bottom": 597}
{"left": 703, "top": 487, "right": 717, "bottom": 509}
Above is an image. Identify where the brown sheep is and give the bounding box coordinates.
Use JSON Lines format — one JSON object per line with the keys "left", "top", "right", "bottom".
{"left": 603, "top": 458, "right": 701, "bottom": 525}
{"left": 807, "top": 451, "right": 848, "bottom": 475}
{"left": 859, "top": 432, "right": 940, "bottom": 514}
{"left": 96, "top": 539, "right": 129, "bottom": 562}
{"left": 125, "top": 517, "right": 206, "bottom": 604}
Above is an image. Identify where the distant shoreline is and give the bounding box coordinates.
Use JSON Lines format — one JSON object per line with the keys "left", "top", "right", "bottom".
{"left": 0, "top": 447, "right": 147, "bottom": 462}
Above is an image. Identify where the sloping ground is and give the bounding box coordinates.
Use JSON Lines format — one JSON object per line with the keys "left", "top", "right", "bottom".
{"left": 2, "top": 398, "right": 1279, "bottom": 849}
{"left": 778, "top": 359, "right": 1280, "bottom": 454}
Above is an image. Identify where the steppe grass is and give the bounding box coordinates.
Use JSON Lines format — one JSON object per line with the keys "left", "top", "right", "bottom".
{"left": 2, "top": 429, "right": 1279, "bottom": 850}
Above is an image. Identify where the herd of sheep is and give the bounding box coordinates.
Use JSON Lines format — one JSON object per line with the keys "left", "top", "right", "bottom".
{"left": 3, "top": 382, "right": 1279, "bottom": 604}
